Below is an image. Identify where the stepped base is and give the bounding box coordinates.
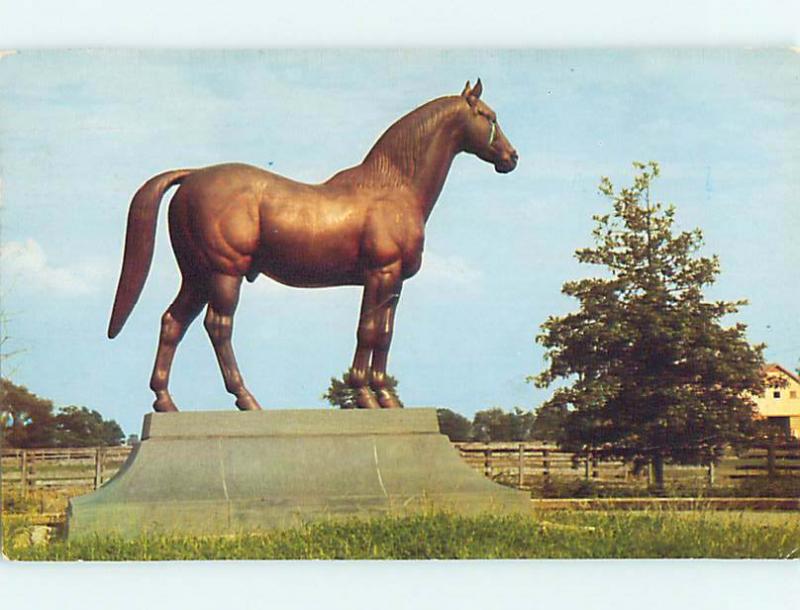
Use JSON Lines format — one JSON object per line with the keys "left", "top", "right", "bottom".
{"left": 67, "top": 408, "right": 530, "bottom": 539}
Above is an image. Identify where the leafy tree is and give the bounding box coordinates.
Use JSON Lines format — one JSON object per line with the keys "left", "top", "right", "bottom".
{"left": 53, "top": 406, "right": 125, "bottom": 448}
{"left": 471, "top": 408, "right": 508, "bottom": 441}
{"left": 532, "top": 162, "right": 765, "bottom": 490}
{"left": 322, "top": 372, "right": 403, "bottom": 409}
{"left": 436, "top": 408, "right": 473, "bottom": 441}
{"left": 1, "top": 378, "right": 125, "bottom": 448}
{"left": 529, "top": 403, "right": 569, "bottom": 441}
{"left": 1, "top": 378, "right": 56, "bottom": 447}
{"left": 508, "top": 407, "right": 536, "bottom": 441}
{"left": 472, "top": 407, "right": 535, "bottom": 442}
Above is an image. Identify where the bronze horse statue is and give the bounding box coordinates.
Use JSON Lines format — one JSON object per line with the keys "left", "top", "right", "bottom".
{"left": 108, "top": 79, "right": 518, "bottom": 411}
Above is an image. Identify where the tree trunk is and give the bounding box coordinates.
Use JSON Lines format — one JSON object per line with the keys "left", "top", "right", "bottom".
{"left": 651, "top": 452, "right": 665, "bottom": 495}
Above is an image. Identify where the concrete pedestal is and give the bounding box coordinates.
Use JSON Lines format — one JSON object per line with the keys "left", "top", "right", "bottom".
{"left": 67, "top": 408, "right": 530, "bottom": 539}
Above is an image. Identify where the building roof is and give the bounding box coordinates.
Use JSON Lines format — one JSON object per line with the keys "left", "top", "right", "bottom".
{"left": 762, "top": 362, "right": 800, "bottom": 385}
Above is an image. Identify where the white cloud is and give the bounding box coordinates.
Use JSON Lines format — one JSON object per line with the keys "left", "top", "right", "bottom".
{"left": 0, "top": 238, "right": 110, "bottom": 296}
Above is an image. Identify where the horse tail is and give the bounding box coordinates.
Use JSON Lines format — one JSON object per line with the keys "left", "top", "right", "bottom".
{"left": 107, "top": 169, "right": 193, "bottom": 339}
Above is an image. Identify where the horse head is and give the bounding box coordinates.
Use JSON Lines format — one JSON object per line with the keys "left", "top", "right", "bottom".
{"left": 460, "top": 79, "right": 518, "bottom": 174}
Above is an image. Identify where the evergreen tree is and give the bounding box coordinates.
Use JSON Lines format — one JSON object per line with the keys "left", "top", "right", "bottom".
{"left": 532, "top": 162, "right": 765, "bottom": 489}
{"left": 322, "top": 372, "right": 403, "bottom": 409}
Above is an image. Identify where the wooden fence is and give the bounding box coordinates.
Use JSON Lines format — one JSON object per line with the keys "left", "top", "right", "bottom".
{"left": 453, "top": 441, "right": 800, "bottom": 489}
{"left": 1, "top": 446, "right": 133, "bottom": 497}
{"left": 454, "top": 442, "right": 625, "bottom": 488}
{"left": 2, "top": 440, "right": 798, "bottom": 495}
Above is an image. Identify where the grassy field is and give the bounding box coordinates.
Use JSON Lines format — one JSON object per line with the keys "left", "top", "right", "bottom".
{"left": 4, "top": 509, "right": 799, "bottom": 560}
{"left": 3, "top": 462, "right": 799, "bottom": 561}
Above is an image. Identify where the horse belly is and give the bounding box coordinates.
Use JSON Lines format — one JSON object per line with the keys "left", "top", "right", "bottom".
{"left": 255, "top": 210, "right": 364, "bottom": 287}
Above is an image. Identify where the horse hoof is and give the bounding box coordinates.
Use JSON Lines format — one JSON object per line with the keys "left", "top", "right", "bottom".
{"left": 355, "top": 387, "right": 381, "bottom": 409}
{"left": 375, "top": 388, "right": 403, "bottom": 409}
{"left": 153, "top": 393, "right": 179, "bottom": 412}
{"left": 236, "top": 393, "right": 262, "bottom": 411}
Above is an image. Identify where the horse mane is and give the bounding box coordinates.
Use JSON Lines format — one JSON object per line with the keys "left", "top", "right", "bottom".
{"left": 329, "top": 96, "right": 464, "bottom": 189}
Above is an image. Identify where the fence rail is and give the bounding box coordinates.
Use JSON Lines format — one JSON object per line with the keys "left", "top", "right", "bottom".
{"left": 2, "top": 440, "right": 798, "bottom": 495}
{"left": 453, "top": 441, "right": 800, "bottom": 489}
{"left": 2, "top": 446, "right": 133, "bottom": 497}
{"left": 453, "top": 442, "right": 624, "bottom": 488}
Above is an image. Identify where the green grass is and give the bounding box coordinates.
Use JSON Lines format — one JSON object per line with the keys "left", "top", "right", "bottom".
{"left": 4, "top": 509, "right": 799, "bottom": 560}
{"left": 521, "top": 475, "right": 800, "bottom": 498}
{"left": 2, "top": 485, "right": 83, "bottom": 515}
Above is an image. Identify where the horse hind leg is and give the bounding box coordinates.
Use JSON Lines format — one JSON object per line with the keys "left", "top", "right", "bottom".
{"left": 204, "top": 273, "right": 262, "bottom": 411}
{"left": 149, "top": 281, "right": 208, "bottom": 412}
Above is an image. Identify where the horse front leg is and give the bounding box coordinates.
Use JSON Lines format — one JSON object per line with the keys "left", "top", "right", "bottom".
{"left": 348, "top": 263, "right": 401, "bottom": 409}
{"left": 370, "top": 280, "right": 403, "bottom": 409}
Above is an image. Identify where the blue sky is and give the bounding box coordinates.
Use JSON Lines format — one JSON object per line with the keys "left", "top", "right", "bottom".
{"left": 1, "top": 49, "right": 798, "bottom": 437}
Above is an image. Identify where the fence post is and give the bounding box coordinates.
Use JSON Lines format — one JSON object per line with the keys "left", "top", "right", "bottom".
{"left": 584, "top": 451, "right": 590, "bottom": 480}
{"left": 766, "top": 438, "right": 777, "bottom": 479}
{"left": 591, "top": 454, "right": 599, "bottom": 479}
{"left": 94, "top": 447, "right": 103, "bottom": 489}
{"left": 517, "top": 444, "right": 525, "bottom": 489}
{"left": 20, "top": 449, "right": 29, "bottom": 499}
{"left": 542, "top": 446, "right": 550, "bottom": 483}
{"left": 483, "top": 448, "right": 492, "bottom": 478}
{"left": 707, "top": 460, "right": 715, "bottom": 487}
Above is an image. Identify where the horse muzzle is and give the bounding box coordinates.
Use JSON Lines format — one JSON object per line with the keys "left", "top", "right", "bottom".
{"left": 495, "top": 151, "right": 518, "bottom": 173}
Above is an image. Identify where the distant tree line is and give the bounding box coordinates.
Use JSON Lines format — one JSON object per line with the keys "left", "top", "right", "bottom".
{"left": 436, "top": 405, "right": 568, "bottom": 442}
{"left": 1, "top": 378, "right": 125, "bottom": 448}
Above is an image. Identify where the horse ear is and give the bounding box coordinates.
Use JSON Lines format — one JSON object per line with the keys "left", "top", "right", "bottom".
{"left": 463, "top": 78, "right": 482, "bottom": 109}
{"left": 471, "top": 78, "right": 483, "bottom": 99}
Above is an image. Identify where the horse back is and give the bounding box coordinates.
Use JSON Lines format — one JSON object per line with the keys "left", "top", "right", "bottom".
{"left": 167, "top": 163, "right": 372, "bottom": 285}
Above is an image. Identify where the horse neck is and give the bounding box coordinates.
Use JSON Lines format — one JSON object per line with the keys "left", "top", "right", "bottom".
{"left": 357, "top": 98, "right": 465, "bottom": 218}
